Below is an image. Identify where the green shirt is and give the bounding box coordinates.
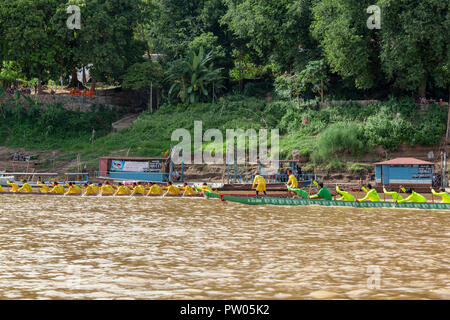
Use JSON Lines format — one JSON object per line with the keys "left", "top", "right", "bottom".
{"left": 311, "top": 186, "right": 332, "bottom": 201}
{"left": 287, "top": 185, "right": 309, "bottom": 199}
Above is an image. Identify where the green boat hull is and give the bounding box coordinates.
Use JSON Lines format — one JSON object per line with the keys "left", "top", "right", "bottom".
{"left": 205, "top": 192, "right": 450, "bottom": 210}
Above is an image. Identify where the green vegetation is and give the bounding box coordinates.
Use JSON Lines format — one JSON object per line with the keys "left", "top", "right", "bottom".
{"left": 0, "top": 94, "right": 122, "bottom": 150}
{"left": 0, "top": 1, "right": 447, "bottom": 173}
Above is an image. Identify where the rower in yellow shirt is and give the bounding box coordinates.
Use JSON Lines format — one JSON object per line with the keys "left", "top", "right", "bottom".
{"left": 252, "top": 172, "right": 267, "bottom": 196}
{"left": 197, "top": 183, "right": 213, "bottom": 193}
{"left": 49, "top": 182, "right": 66, "bottom": 194}
{"left": 286, "top": 170, "right": 298, "bottom": 196}
{"left": 336, "top": 185, "right": 355, "bottom": 201}
{"left": 37, "top": 180, "right": 50, "bottom": 193}
{"left": 0, "top": 184, "right": 3, "bottom": 192}
{"left": 99, "top": 182, "right": 115, "bottom": 196}
{"left": 358, "top": 184, "right": 380, "bottom": 202}
{"left": 397, "top": 188, "right": 426, "bottom": 203}
{"left": 18, "top": 179, "right": 33, "bottom": 193}
{"left": 7, "top": 180, "right": 20, "bottom": 193}
{"left": 114, "top": 183, "right": 132, "bottom": 196}
{"left": 146, "top": 182, "right": 163, "bottom": 196}
{"left": 130, "top": 182, "right": 147, "bottom": 196}
{"left": 163, "top": 182, "right": 180, "bottom": 197}
{"left": 180, "top": 183, "right": 195, "bottom": 196}
{"left": 81, "top": 183, "right": 98, "bottom": 196}
{"left": 383, "top": 186, "right": 404, "bottom": 202}
{"left": 430, "top": 187, "right": 450, "bottom": 203}
{"left": 64, "top": 182, "right": 82, "bottom": 195}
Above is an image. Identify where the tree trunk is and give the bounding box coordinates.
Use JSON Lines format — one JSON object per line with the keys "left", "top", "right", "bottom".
{"left": 418, "top": 78, "right": 427, "bottom": 97}
{"left": 82, "top": 66, "right": 87, "bottom": 84}
{"left": 68, "top": 67, "right": 84, "bottom": 89}
{"left": 320, "top": 79, "right": 324, "bottom": 105}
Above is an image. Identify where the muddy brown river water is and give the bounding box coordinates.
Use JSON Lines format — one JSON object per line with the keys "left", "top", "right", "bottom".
{"left": 0, "top": 194, "right": 448, "bottom": 299}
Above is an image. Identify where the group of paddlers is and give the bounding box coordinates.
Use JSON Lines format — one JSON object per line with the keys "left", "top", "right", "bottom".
{"left": 1, "top": 180, "right": 213, "bottom": 197}
{"left": 252, "top": 170, "right": 450, "bottom": 203}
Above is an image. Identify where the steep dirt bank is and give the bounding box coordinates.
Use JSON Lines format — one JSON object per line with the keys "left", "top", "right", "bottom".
{"left": 1, "top": 142, "right": 448, "bottom": 185}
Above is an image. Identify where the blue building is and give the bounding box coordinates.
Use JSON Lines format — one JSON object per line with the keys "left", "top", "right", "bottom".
{"left": 96, "top": 156, "right": 183, "bottom": 183}
{"left": 374, "top": 157, "right": 434, "bottom": 187}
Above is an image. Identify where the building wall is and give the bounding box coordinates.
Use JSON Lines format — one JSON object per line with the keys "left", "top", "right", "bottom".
{"left": 375, "top": 164, "right": 433, "bottom": 185}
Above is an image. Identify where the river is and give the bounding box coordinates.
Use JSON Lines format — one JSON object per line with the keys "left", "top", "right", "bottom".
{"left": 0, "top": 194, "right": 448, "bottom": 299}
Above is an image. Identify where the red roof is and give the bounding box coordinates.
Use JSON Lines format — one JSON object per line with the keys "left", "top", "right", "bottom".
{"left": 374, "top": 157, "right": 433, "bottom": 165}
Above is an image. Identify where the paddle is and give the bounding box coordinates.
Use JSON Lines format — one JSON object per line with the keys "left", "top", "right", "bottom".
{"left": 430, "top": 187, "right": 434, "bottom": 203}
{"left": 350, "top": 187, "right": 360, "bottom": 203}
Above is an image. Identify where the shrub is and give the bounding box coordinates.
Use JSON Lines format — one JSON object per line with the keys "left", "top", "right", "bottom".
{"left": 312, "top": 122, "right": 366, "bottom": 163}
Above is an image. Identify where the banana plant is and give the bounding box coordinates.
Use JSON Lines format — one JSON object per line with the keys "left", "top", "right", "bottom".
{"left": 168, "top": 47, "right": 224, "bottom": 104}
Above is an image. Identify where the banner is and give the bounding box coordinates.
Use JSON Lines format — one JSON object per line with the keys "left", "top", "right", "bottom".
{"left": 110, "top": 160, "right": 163, "bottom": 173}
{"left": 111, "top": 160, "right": 149, "bottom": 172}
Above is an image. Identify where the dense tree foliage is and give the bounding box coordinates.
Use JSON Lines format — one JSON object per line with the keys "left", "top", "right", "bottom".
{"left": 0, "top": 0, "right": 448, "bottom": 100}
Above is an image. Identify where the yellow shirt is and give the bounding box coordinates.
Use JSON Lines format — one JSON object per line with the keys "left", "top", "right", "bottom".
{"left": 50, "top": 185, "right": 66, "bottom": 194}
{"left": 82, "top": 184, "right": 98, "bottom": 195}
{"left": 18, "top": 182, "right": 33, "bottom": 193}
{"left": 65, "top": 185, "right": 82, "bottom": 195}
{"left": 431, "top": 189, "right": 450, "bottom": 203}
{"left": 7, "top": 181, "right": 20, "bottom": 192}
{"left": 198, "top": 185, "right": 213, "bottom": 193}
{"left": 252, "top": 175, "right": 267, "bottom": 191}
{"left": 164, "top": 185, "right": 180, "bottom": 195}
{"left": 114, "top": 186, "right": 132, "bottom": 195}
{"left": 147, "top": 184, "right": 163, "bottom": 195}
{"left": 287, "top": 174, "right": 298, "bottom": 188}
{"left": 336, "top": 186, "right": 355, "bottom": 201}
{"left": 358, "top": 187, "right": 381, "bottom": 202}
{"left": 100, "top": 184, "right": 115, "bottom": 194}
{"left": 180, "top": 185, "right": 195, "bottom": 196}
{"left": 37, "top": 182, "right": 50, "bottom": 193}
{"left": 131, "top": 185, "right": 147, "bottom": 196}
{"left": 0, "top": 185, "right": 3, "bottom": 192}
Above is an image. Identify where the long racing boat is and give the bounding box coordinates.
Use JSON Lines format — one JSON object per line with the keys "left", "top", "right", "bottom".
{"left": 204, "top": 191, "right": 450, "bottom": 210}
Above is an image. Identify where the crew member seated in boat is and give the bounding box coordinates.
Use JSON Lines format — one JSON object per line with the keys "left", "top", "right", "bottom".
{"left": 252, "top": 172, "right": 267, "bottom": 196}
{"left": 114, "top": 183, "right": 132, "bottom": 196}
{"left": 130, "top": 182, "right": 147, "bottom": 196}
{"left": 7, "top": 180, "right": 20, "bottom": 193}
{"left": 18, "top": 180, "right": 33, "bottom": 193}
{"left": 99, "top": 182, "right": 115, "bottom": 195}
{"left": 197, "top": 183, "right": 213, "bottom": 193}
{"left": 430, "top": 187, "right": 450, "bottom": 203}
{"left": 336, "top": 185, "right": 355, "bottom": 201}
{"left": 163, "top": 182, "right": 180, "bottom": 197}
{"left": 383, "top": 186, "right": 404, "bottom": 202}
{"left": 37, "top": 180, "right": 50, "bottom": 193}
{"left": 180, "top": 183, "right": 195, "bottom": 196}
{"left": 397, "top": 188, "right": 426, "bottom": 203}
{"left": 310, "top": 182, "right": 332, "bottom": 201}
{"left": 358, "top": 184, "right": 380, "bottom": 202}
{"left": 81, "top": 183, "right": 98, "bottom": 196}
{"left": 286, "top": 170, "right": 298, "bottom": 196}
{"left": 146, "top": 182, "right": 163, "bottom": 196}
{"left": 64, "top": 182, "right": 82, "bottom": 195}
{"left": 49, "top": 182, "right": 66, "bottom": 194}
{"left": 286, "top": 185, "right": 309, "bottom": 199}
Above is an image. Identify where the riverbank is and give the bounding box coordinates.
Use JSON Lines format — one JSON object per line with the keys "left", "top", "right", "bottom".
{"left": 0, "top": 95, "right": 448, "bottom": 180}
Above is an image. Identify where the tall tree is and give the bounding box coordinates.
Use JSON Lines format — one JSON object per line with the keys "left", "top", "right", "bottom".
{"left": 221, "top": 0, "right": 319, "bottom": 72}
{"left": 311, "top": 0, "right": 382, "bottom": 89}
{"left": 0, "top": 0, "right": 60, "bottom": 84}
{"left": 312, "top": 0, "right": 449, "bottom": 95}
{"left": 378, "top": 0, "right": 449, "bottom": 96}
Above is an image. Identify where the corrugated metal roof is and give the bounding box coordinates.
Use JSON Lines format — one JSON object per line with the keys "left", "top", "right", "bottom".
{"left": 374, "top": 157, "right": 434, "bottom": 165}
